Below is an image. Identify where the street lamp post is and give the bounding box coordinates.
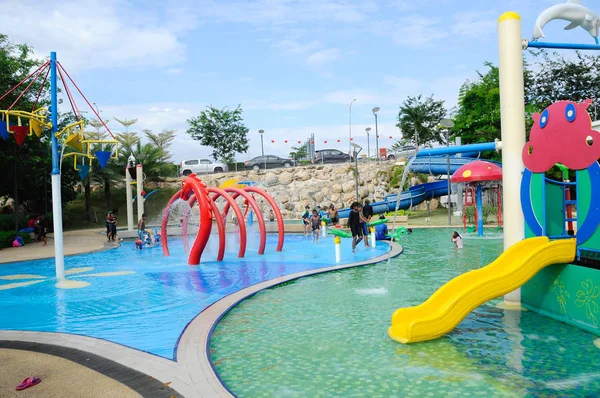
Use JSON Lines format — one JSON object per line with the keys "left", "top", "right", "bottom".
{"left": 347, "top": 98, "right": 356, "bottom": 163}
{"left": 351, "top": 143, "right": 362, "bottom": 201}
{"left": 440, "top": 118, "right": 455, "bottom": 226}
{"left": 365, "top": 127, "right": 371, "bottom": 161}
{"left": 258, "top": 129, "right": 265, "bottom": 169}
{"left": 372, "top": 107, "right": 380, "bottom": 164}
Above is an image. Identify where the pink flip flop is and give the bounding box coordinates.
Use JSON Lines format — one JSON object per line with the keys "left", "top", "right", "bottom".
{"left": 16, "top": 376, "right": 41, "bottom": 391}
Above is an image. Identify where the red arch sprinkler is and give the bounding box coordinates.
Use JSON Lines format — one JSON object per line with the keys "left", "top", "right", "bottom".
{"left": 161, "top": 174, "right": 285, "bottom": 265}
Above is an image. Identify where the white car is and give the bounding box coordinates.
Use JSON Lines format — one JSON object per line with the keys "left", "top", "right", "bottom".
{"left": 180, "top": 159, "right": 229, "bottom": 176}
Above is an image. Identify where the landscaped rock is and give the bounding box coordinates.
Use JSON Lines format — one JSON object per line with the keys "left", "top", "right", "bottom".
{"left": 332, "top": 184, "right": 343, "bottom": 194}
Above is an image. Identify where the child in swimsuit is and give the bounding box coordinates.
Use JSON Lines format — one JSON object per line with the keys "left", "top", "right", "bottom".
{"left": 310, "top": 209, "right": 321, "bottom": 243}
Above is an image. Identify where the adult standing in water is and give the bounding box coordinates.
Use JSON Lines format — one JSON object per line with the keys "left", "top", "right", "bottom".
{"left": 349, "top": 202, "right": 366, "bottom": 253}
{"left": 362, "top": 199, "right": 373, "bottom": 247}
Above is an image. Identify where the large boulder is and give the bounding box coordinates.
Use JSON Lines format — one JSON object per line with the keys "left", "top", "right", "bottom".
{"left": 263, "top": 172, "right": 278, "bottom": 187}
{"left": 279, "top": 172, "right": 293, "bottom": 185}
{"left": 295, "top": 171, "right": 311, "bottom": 182}
{"left": 332, "top": 184, "right": 343, "bottom": 194}
{"left": 342, "top": 181, "right": 355, "bottom": 193}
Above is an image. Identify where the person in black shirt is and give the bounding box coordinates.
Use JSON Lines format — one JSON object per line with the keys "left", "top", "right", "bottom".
{"left": 362, "top": 199, "right": 373, "bottom": 247}
{"left": 348, "top": 202, "right": 366, "bottom": 253}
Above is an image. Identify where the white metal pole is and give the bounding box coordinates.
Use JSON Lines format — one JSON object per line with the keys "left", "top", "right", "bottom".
{"left": 50, "top": 51, "right": 65, "bottom": 281}
{"left": 125, "top": 166, "right": 134, "bottom": 231}
{"left": 334, "top": 236, "right": 341, "bottom": 263}
{"left": 498, "top": 12, "right": 526, "bottom": 305}
{"left": 370, "top": 227, "right": 376, "bottom": 248}
{"left": 136, "top": 164, "right": 144, "bottom": 223}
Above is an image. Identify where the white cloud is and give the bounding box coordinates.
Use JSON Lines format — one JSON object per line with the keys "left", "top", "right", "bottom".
{"left": 195, "top": 0, "right": 375, "bottom": 26}
{"left": 451, "top": 12, "right": 497, "bottom": 39}
{"left": 0, "top": 0, "right": 189, "bottom": 71}
{"left": 166, "top": 68, "right": 183, "bottom": 75}
{"left": 273, "top": 39, "right": 340, "bottom": 68}
{"left": 306, "top": 49, "right": 341, "bottom": 67}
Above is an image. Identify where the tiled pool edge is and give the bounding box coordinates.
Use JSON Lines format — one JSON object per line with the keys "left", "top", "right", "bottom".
{"left": 177, "top": 241, "right": 404, "bottom": 398}
{"left": 0, "top": 241, "right": 403, "bottom": 397}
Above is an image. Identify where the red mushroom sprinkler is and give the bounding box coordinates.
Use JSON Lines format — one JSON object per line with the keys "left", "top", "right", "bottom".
{"left": 451, "top": 160, "right": 503, "bottom": 237}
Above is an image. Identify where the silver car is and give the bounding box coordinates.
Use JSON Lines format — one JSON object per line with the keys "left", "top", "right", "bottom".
{"left": 180, "top": 159, "right": 229, "bottom": 176}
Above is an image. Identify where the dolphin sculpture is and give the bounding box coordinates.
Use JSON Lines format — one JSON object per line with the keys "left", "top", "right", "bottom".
{"left": 532, "top": 0, "right": 600, "bottom": 43}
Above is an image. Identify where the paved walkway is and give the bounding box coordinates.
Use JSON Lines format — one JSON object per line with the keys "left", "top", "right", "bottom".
{"left": 0, "top": 348, "right": 141, "bottom": 398}
{"left": 0, "top": 229, "right": 116, "bottom": 264}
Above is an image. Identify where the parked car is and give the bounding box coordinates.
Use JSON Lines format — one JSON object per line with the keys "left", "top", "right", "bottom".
{"left": 313, "top": 149, "right": 352, "bottom": 164}
{"left": 244, "top": 155, "right": 295, "bottom": 170}
{"left": 180, "top": 159, "right": 228, "bottom": 176}
{"left": 386, "top": 145, "right": 417, "bottom": 160}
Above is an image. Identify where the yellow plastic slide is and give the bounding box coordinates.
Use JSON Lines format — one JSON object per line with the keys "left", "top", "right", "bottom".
{"left": 388, "top": 236, "right": 576, "bottom": 344}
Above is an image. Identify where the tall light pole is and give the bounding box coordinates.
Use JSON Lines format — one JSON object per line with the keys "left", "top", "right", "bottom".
{"left": 372, "top": 107, "right": 380, "bottom": 164}
{"left": 347, "top": 98, "right": 356, "bottom": 162}
{"left": 440, "top": 118, "right": 454, "bottom": 226}
{"left": 258, "top": 129, "right": 265, "bottom": 169}
{"left": 365, "top": 127, "right": 371, "bottom": 161}
{"left": 351, "top": 143, "right": 362, "bottom": 201}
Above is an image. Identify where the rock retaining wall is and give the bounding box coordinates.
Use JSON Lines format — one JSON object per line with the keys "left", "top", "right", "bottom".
{"left": 148, "top": 162, "right": 397, "bottom": 219}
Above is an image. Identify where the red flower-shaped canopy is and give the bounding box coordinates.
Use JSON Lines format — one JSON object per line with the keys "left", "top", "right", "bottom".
{"left": 450, "top": 160, "right": 502, "bottom": 183}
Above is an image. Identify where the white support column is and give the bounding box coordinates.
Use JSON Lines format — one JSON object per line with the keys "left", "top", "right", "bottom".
{"left": 136, "top": 164, "right": 144, "bottom": 223}
{"left": 51, "top": 174, "right": 65, "bottom": 280}
{"left": 125, "top": 166, "right": 134, "bottom": 231}
{"left": 498, "top": 12, "right": 526, "bottom": 305}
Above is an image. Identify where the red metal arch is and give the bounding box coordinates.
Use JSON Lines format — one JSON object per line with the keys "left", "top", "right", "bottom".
{"left": 207, "top": 187, "right": 247, "bottom": 258}
{"left": 222, "top": 187, "right": 266, "bottom": 255}
{"left": 181, "top": 194, "right": 226, "bottom": 261}
{"left": 181, "top": 175, "right": 213, "bottom": 265}
{"left": 243, "top": 186, "right": 284, "bottom": 252}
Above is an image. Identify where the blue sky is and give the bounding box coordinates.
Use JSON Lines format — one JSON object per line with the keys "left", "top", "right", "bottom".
{"left": 1, "top": 0, "right": 596, "bottom": 162}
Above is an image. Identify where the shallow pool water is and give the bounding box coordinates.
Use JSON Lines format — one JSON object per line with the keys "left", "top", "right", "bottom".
{"left": 0, "top": 233, "right": 389, "bottom": 359}
{"left": 210, "top": 229, "right": 600, "bottom": 397}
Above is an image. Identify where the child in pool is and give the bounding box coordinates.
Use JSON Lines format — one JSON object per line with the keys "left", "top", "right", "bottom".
{"left": 451, "top": 231, "right": 463, "bottom": 249}
{"left": 310, "top": 209, "right": 321, "bottom": 243}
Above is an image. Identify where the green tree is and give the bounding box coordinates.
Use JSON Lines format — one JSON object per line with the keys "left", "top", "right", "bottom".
{"left": 395, "top": 95, "right": 447, "bottom": 149}
{"left": 186, "top": 105, "right": 249, "bottom": 161}
{"left": 289, "top": 143, "right": 307, "bottom": 161}
{"left": 143, "top": 129, "right": 176, "bottom": 163}
{"left": 527, "top": 50, "right": 600, "bottom": 120}
{"left": 452, "top": 63, "right": 502, "bottom": 146}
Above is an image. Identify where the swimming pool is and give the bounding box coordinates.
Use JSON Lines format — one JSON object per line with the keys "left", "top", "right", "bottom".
{"left": 0, "top": 233, "right": 390, "bottom": 359}
{"left": 210, "top": 229, "right": 600, "bottom": 397}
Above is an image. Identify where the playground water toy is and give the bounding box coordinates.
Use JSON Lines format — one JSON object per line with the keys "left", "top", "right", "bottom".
{"left": 160, "top": 174, "right": 284, "bottom": 265}
{"left": 532, "top": 0, "right": 600, "bottom": 43}
{"left": 389, "top": 3, "right": 600, "bottom": 344}
{"left": 451, "top": 160, "right": 503, "bottom": 237}
{"left": 366, "top": 218, "right": 388, "bottom": 226}
{"left": 0, "top": 52, "right": 117, "bottom": 281}
{"left": 327, "top": 228, "right": 353, "bottom": 239}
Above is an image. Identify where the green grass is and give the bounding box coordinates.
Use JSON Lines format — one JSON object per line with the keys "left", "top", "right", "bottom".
{"left": 407, "top": 207, "right": 500, "bottom": 227}
{"left": 62, "top": 187, "right": 180, "bottom": 230}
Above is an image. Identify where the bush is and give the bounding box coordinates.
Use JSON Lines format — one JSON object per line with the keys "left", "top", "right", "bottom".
{"left": 483, "top": 205, "right": 497, "bottom": 224}
{"left": 384, "top": 209, "right": 414, "bottom": 217}
{"left": 0, "top": 214, "right": 28, "bottom": 231}
{"left": 464, "top": 206, "right": 475, "bottom": 223}
{"left": 226, "top": 162, "right": 246, "bottom": 172}
{"left": 0, "top": 231, "right": 32, "bottom": 248}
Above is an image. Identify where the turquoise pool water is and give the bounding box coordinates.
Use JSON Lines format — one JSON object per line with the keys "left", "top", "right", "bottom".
{"left": 0, "top": 233, "right": 389, "bottom": 359}
{"left": 210, "top": 229, "right": 600, "bottom": 397}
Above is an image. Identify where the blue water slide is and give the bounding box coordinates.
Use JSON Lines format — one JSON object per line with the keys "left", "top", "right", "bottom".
{"left": 338, "top": 180, "right": 448, "bottom": 218}
{"left": 407, "top": 156, "right": 501, "bottom": 175}
{"left": 337, "top": 142, "right": 502, "bottom": 218}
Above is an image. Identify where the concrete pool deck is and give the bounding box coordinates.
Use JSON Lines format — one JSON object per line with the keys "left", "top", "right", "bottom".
{"left": 0, "top": 228, "right": 117, "bottom": 264}
{"left": 0, "top": 239, "right": 403, "bottom": 397}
